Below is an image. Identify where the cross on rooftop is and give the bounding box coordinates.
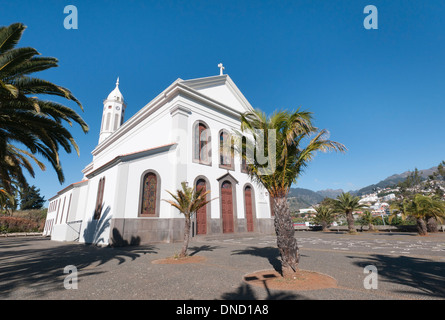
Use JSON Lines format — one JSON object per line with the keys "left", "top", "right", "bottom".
{"left": 218, "top": 63, "right": 225, "bottom": 75}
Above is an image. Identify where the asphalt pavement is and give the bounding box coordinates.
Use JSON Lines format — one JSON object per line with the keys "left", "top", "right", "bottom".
{"left": 0, "top": 231, "right": 444, "bottom": 301}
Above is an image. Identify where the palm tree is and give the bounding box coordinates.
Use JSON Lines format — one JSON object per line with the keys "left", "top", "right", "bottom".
{"left": 403, "top": 194, "right": 445, "bottom": 236}
{"left": 0, "top": 22, "right": 89, "bottom": 193}
{"left": 164, "top": 182, "right": 213, "bottom": 258}
{"left": 312, "top": 205, "right": 336, "bottom": 231}
{"left": 332, "top": 192, "right": 368, "bottom": 233}
{"left": 359, "top": 210, "right": 375, "bottom": 231}
{"left": 235, "top": 108, "right": 346, "bottom": 278}
{"left": 0, "top": 188, "right": 14, "bottom": 214}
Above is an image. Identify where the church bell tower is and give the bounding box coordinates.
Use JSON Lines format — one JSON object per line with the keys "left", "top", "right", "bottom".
{"left": 99, "top": 78, "right": 126, "bottom": 144}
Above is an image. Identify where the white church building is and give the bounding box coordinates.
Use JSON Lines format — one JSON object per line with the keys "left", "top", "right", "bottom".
{"left": 43, "top": 67, "right": 274, "bottom": 246}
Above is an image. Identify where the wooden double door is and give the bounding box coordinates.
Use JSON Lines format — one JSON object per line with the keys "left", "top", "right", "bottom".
{"left": 245, "top": 186, "right": 254, "bottom": 232}
{"left": 221, "top": 181, "right": 234, "bottom": 233}
{"left": 197, "top": 180, "right": 255, "bottom": 235}
{"left": 196, "top": 179, "right": 207, "bottom": 235}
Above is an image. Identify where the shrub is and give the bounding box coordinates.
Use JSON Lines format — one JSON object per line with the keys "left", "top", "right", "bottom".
{"left": 0, "top": 216, "right": 43, "bottom": 233}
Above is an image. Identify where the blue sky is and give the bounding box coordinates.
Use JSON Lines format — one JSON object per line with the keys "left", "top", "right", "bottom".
{"left": 2, "top": 0, "right": 445, "bottom": 203}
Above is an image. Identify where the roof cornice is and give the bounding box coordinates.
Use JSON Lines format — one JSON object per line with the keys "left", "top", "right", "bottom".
{"left": 92, "top": 77, "right": 244, "bottom": 156}
{"left": 86, "top": 143, "right": 176, "bottom": 179}
{"left": 48, "top": 180, "right": 88, "bottom": 201}
{"left": 181, "top": 74, "right": 254, "bottom": 112}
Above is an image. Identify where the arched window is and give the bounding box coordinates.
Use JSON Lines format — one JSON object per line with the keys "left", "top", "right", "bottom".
{"left": 241, "top": 135, "right": 248, "bottom": 173}
{"left": 219, "top": 130, "right": 233, "bottom": 169}
{"left": 94, "top": 177, "right": 105, "bottom": 220}
{"left": 139, "top": 172, "right": 158, "bottom": 216}
{"left": 193, "top": 121, "right": 211, "bottom": 165}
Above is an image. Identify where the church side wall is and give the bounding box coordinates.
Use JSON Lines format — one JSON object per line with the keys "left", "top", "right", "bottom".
{"left": 108, "top": 149, "right": 185, "bottom": 245}
{"left": 123, "top": 153, "right": 175, "bottom": 219}
{"left": 73, "top": 183, "right": 89, "bottom": 222}
{"left": 78, "top": 165, "right": 119, "bottom": 246}
{"left": 43, "top": 209, "right": 56, "bottom": 237}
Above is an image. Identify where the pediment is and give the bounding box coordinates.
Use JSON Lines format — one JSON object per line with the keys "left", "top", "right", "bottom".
{"left": 216, "top": 172, "right": 239, "bottom": 184}
{"left": 180, "top": 75, "right": 254, "bottom": 114}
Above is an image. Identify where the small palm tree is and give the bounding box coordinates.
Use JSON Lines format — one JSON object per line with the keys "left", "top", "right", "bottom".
{"left": 164, "top": 182, "right": 213, "bottom": 258}
{"left": 388, "top": 200, "right": 407, "bottom": 224}
{"left": 0, "top": 23, "right": 89, "bottom": 193}
{"left": 403, "top": 194, "right": 445, "bottom": 236}
{"left": 312, "top": 205, "right": 336, "bottom": 231}
{"left": 332, "top": 192, "right": 368, "bottom": 233}
{"left": 235, "top": 108, "right": 346, "bottom": 278}
{"left": 360, "top": 210, "right": 375, "bottom": 231}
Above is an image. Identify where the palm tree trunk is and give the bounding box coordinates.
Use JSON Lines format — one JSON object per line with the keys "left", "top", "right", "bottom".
{"left": 346, "top": 211, "right": 356, "bottom": 233}
{"left": 321, "top": 221, "right": 328, "bottom": 232}
{"left": 427, "top": 217, "right": 439, "bottom": 233}
{"left": 272, "top": 196, "right": 299, "bottom": 279}
{"left": 180, "top": 214, "right": 191, "bottom": 258}
{"left": 416, "top": 218, "right": 428, "bottom": 236}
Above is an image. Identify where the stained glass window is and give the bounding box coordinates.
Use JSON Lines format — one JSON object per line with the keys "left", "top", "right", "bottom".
{"left": 194, "top": 122, "right": 210, "bottom": 164}
{"left": 219, "top": 131, "right": 232, "bottom": 167}
{"left": 140, "top": 172, "right": 157, "bottom": 216}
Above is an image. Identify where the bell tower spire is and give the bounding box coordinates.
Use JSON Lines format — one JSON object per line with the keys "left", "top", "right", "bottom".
{"left": 99, "top": 77, "right": 126, "bottom": 144}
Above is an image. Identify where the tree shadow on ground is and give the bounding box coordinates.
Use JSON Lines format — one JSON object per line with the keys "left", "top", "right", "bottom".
{"left": 187, "top": 245, "right": 222, "bottom": 256}
{"left": 370, "top": 232, "right": 419, "bottom": 237}
{"left": 231, "top": 246, "right": 282, "bottom": 274}
{"left": 348, "top": 254, "right": 445, "bottom": 298}
{"left": 220, "top": 282, "right": 308, "bottom": 300}
{"left": 0, "top": 237, "right": 157, "bottom": 298}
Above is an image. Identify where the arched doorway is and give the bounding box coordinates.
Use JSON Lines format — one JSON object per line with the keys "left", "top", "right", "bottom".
{"left": 196, "top": 179, "right": 207, "bottom": 235}
{"left": 245, "top": 186, "right": 254, "bottom": 232}
{"left": 221, "top": 181, "right": 234, "bottom": 233}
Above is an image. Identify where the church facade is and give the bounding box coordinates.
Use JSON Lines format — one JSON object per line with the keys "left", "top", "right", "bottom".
{"left": 43, "top": 70, "right": 274, "bottom": 246}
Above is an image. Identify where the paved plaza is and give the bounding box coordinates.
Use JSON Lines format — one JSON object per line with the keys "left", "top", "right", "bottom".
{"left": 0, "top": 231, "right": 444, "bottom": 300}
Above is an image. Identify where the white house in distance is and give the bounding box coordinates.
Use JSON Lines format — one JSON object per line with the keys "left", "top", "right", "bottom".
{"left": 43, "top": 66, "right": 274, "bottom": 246}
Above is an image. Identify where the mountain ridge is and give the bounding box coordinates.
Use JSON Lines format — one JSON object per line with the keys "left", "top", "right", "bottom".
{"left": 289, "top": 165, "right": 438, "bottom": 210}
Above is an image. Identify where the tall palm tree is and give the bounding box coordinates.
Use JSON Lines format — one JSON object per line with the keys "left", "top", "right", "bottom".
{"left": 164, "top": 182, "right": 213, "bottom": 258}
{"left": 235, "top": 108, "right": 346, "bottom": 278}
{"left": 0, "top": 22, "right": 89, "bottom": 193}
{"left": 404, "top": 194, "right": 445, "bottom": 236}
{"left": 332, "top": 192, "right": 368, "bottom": 233}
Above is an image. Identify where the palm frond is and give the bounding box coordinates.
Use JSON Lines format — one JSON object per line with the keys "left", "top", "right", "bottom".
{"left": 0, "top": 22, "right": 88, "bottom": 189}
{"left": 237, "top": 108, "right": 346, "bottom": 198}
{"left": 164, "top": 182, "right": 215, "bottom": 218}
{"left": 0, "top": 23, "right": 26, "bottom": 54}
